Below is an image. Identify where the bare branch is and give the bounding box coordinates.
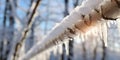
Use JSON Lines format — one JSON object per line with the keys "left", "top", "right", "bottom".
{"left": 13, "top": 0, "right": 41, "bottom": 60}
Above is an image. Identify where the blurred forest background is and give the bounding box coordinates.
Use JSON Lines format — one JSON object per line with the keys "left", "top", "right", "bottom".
{"left": 0, "top": 0, "right": 120, "bottom": 60}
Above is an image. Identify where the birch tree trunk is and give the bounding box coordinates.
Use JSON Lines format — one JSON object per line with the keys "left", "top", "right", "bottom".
{"left": 5, "top": 0, "right": 15, "bottom": 59}
{"left": 1, "top": 0, "right": 15, "bottom": 60}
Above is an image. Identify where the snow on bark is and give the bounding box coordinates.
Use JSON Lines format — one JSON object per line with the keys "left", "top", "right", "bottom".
{"left": 19, "top": 0, "right": 120, "bottom": 60}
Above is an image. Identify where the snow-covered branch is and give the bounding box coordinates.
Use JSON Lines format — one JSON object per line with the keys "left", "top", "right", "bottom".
{"left": 20, "top": 0, "right": 120, "bottom": 60}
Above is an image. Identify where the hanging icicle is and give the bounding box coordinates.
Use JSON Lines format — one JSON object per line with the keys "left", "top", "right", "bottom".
{"left": 116, "top": 18, "right": 120, "bottom": 34}
{"left": 101, "top": 21, "right": 108, "bottom": 47}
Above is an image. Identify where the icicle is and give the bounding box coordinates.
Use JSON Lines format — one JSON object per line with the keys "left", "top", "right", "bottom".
{"left": 116, "top": 18, "right": 120, "bottom": 34}
{"left": 74, "top": 35, "right": 81, "bottom": 44}
{"left": 80, "top": 33, "right": 85, "bottom": 43}
{"left": 101, "top": 21, "right": 108, "bottom": 47}
{"left": 107, "top": 21, "right": 111, "bottom": 28}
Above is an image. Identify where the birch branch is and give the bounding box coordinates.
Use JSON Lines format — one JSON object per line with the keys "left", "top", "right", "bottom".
{"left": 20, "top": 0, "right": 120, "bottom": 60}
{"left": 12, "top": 0, "right": 41, "bottom": 60}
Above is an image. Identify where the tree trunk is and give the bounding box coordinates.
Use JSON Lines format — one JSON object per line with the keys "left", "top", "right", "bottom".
{"left": 0, "top": 0, "right": 7, "bottom": 58}
{"left": 1, "top": 0, "right": 8, "bottom": 60}
{"left": 4, "top": 0, "right": 15, "bottom": 59}
{"left": 68, "top": 39, "right": 74, "bottom": 60}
